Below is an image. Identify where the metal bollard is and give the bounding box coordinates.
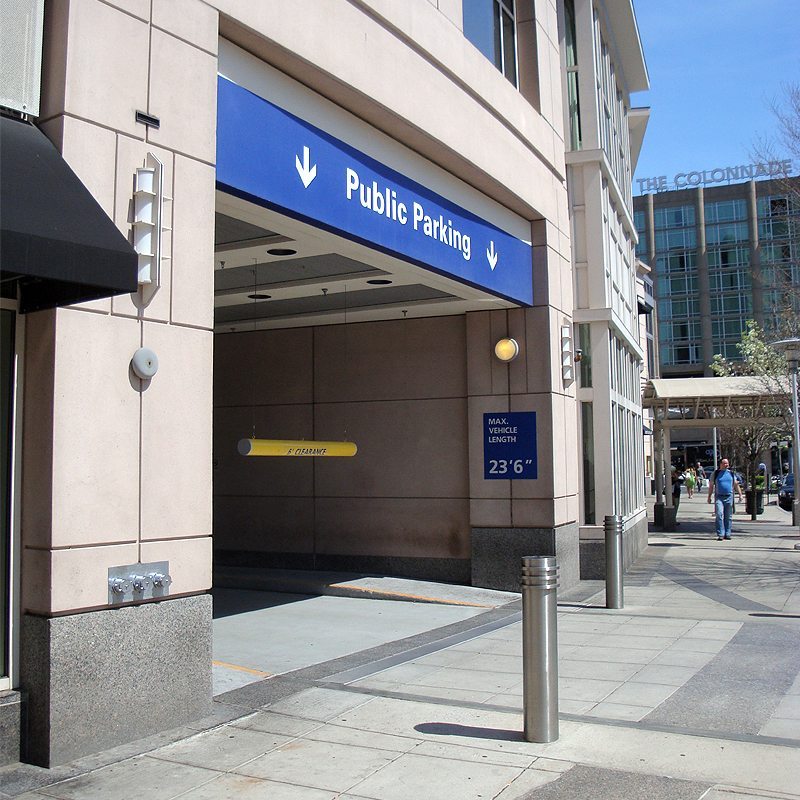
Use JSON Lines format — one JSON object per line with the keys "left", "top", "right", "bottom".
{"left": 521, "top": 556, "right": 559, "bottom": 743}
{"left": 604, "top": 514, "right": 624, "bottom": 609}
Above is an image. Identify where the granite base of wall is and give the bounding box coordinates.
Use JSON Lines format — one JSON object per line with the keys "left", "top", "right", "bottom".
{"left": 579, "top": 514, "right": 649, "bottom": 580}
{"left": 471, "top": 524, "right": 579, "bottom": 593}
{"left": 0, "top": 690, "right": 21, "bottom": 766}
{"left": 20, "top": 594, "right": 212, "bottom": 767}
{"left": 579, "top": 541, "right": 605, "bottom": 581}
{"left": 214, "top": 550, "right": 471, "bottom": 584}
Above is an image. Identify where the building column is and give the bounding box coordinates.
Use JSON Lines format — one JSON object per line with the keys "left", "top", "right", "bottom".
{"left": 695, "top": 187, "right": 714, "bottom": 374}
{"left": 645, "top": 193, "right": 662, "bottom": 371}
{"left": 663, "top": 427, "right": 674, "bottom": 508}
{"left": 20, "top": 0, "right": 218, "bottom": 766}
{"left": 748, "top": 180, "right": 764, "bottom": 328}
{"left": 469, "top": 219, "right": 579, "bottom": 593}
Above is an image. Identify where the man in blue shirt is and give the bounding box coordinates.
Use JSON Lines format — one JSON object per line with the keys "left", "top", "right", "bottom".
{"left": 707, "top": 458, "right": 744, "bottom": 540}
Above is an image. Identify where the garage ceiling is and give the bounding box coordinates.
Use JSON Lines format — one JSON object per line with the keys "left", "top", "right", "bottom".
{"left": 214, "top": 191, "right": 516, "bottom": 332}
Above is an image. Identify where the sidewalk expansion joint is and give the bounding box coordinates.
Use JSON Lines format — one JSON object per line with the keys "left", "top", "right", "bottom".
{"left": 314, "top": 681, "right": 800, "bottom": 751}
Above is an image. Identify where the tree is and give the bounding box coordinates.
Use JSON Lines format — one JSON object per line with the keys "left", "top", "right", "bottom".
{"left": 752, "top": 83, "right": 800, "bottom": 341}
{"left": 710, "top": 321, "right": 793, "bottom": 518}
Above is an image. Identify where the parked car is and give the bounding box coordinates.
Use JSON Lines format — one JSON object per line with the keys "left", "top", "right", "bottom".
{"left": 779, "top": 474, "right": 795, "bottom": 512}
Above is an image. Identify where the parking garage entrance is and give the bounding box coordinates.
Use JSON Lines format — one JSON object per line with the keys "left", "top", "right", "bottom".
{"left": 213, "top": 44, "right": 540, "bottom": 589}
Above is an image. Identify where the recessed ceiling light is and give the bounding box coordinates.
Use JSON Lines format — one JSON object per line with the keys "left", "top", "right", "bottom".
{"left": 247, "top": 293, "right": 271, "bottom": 300}
{"left": 267, "top": 248, "right": 297, "bottom": 256}
{"left": 366, "top": 279, "right": 392, "bottom": 285}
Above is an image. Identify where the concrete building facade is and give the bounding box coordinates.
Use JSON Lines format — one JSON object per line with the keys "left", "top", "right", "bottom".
{"left": 564, "top": 0, "right": 650, "bottom": 574}
{"left": 0, "top": 0, "right": 648, "bottom": 766}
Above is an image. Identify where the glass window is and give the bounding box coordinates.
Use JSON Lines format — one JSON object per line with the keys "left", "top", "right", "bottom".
{"left": 655, "top": 229, "right": 696, "bottom": 251}
{"left": 705, "top": 222, "right": 748, "bottom": 246}
{"left": 759, "top": 218, "right": 792, "bottom": 240}
{"left": 762, "top": 242, "right": 793, "bottom": 263}
{"left": 463, "top": 0, "right": 518, "bottom": 85}
{"left": 704, "top": 199, "right": 747, "bottom": 223}
{"left": 707, "top": 246, "right": 749, "bottom": 269}
{"left": 758, "top": 195, "right": 794, "bottom": 217}
{"left": 581, "top": 402, "right": 595, "bottom": 525}
{"left": 656, "top": 252, "right": 697, "bottom": 273}
{"left": 578, "top": 324, "right": 592, "bottom": 387}
{"left": 662, "top": 320, "right": 700, "bottom": 341}
{"left": 654, "top": 205, "right": 695, "bottom": 229}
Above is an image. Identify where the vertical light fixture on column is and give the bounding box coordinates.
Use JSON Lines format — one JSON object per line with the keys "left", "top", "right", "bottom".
{"left": 133, "top": 153, "right": 166, "bottom": 286}
{"left": 561, "top": 323, "right": 574, "bottom": 385}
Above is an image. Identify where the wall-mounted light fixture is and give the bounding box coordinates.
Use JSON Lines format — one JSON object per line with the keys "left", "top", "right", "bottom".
{"left": 494, "top": 337, "right": 520, "bottom": 362}
{"left": 561, "top": 323, "right": 574, "bottom": 385}
{"left": 133, "top": 153, "right": 169, "bottom": 286}
{"left": 131, "top": 347, "right": 159, "bottom": 380}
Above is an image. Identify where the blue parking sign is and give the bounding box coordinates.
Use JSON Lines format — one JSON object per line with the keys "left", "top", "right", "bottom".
{"left": 484, "top": 412, "right": 537, "bottom": 479}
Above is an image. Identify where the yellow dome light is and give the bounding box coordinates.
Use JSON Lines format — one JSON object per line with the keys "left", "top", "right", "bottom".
{"left": 494, "top": 337, "right": 520, "bottom": 362}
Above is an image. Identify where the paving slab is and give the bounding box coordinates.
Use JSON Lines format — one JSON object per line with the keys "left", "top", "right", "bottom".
{"left": 28, "top": 757, "right": 221, "bottom": 800}
{"left": 516, "top": 764, "right": 709, "bottom": 799}
{"left": 342, "top": 750, "right": 526, "bottom": 800}
{"left": 149, "top": 726, "right": 292, "bottom": 771}
{"left": 234, "top": 738, "right": 399, "bottom": 793}
{"left": 172, "top": 773, "right": 339, "bottom": 799}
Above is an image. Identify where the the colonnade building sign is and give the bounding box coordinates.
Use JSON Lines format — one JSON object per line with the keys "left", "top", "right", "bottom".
{"left": 637, "top": 159, "right": 793, "bottom": 194}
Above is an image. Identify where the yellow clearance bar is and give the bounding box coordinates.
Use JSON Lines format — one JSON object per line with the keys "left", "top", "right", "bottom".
{"left": 238, "top": 439, "right": 358, "bottom": 457}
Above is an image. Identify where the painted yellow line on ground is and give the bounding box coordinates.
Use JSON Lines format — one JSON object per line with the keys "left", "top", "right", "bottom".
{"left": 334, "top": 584, "right": 493, "bottom": 608}
{"left": 212, "top": 660, "right": 273, "bottom": 677}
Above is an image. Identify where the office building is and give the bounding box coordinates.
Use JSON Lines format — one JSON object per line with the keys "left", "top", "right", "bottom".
{"left": 635, "top": 175, "right": 800, "bottom": 377}
{"left": 634, "top": 174, "right": 799, "bottom": 468}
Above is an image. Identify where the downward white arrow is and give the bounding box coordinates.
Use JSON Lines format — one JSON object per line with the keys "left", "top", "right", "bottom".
{"left": 486, "top": 240, "right": 498, "bottom": 271}
{"left": 295, "top": 146, "right": 317, "bottom": 188}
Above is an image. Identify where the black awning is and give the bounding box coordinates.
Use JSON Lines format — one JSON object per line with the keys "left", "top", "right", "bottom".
{"left": 0, "top": 115, "right": 138, "bottom": 313}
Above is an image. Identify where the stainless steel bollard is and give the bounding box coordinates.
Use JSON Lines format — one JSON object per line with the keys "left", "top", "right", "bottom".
{"left": 604, "top": 514, "right": 624, "bottom": 609}
{"left": 521, "top": 556, "right": 559, "bottom": 743}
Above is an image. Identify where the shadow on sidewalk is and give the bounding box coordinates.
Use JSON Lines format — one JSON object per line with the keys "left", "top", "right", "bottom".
{"left": 414, "top": 722, "right": 522, "bottom": 741}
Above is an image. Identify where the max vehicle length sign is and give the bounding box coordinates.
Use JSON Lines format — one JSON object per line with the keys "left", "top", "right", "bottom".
{"left": 216, "top": 77, "right": 533, "bottom": 305}
{"left": 484, "top": 412, "right": 537, "bottom": 479}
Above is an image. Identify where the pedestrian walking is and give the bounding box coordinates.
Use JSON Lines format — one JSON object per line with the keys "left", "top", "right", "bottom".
{"left": 685, "top": 468, "right": 696, "bottom": 498}
{"left": 707, "top": 457, "right": 744, "bottom": 540}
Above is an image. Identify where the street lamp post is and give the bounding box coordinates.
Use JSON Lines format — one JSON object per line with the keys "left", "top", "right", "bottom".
{"left": 772, "top": 338, "right": 800, "bottom": 537}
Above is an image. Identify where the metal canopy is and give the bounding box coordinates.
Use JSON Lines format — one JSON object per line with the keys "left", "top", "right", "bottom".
{"left": 643, "top": 376, "right": 791, "bottom": 428}
{"left": 645, "top": 376, "right": 793, "bottom": 517}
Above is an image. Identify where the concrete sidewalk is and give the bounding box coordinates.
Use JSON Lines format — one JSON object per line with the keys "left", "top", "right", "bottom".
{"left": 2, "top": 495, "right": 799, "bottom": 799}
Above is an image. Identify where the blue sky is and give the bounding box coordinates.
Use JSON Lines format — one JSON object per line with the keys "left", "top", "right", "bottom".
{"left": 630, "top": 0, "right": 800, "bottom": 191}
